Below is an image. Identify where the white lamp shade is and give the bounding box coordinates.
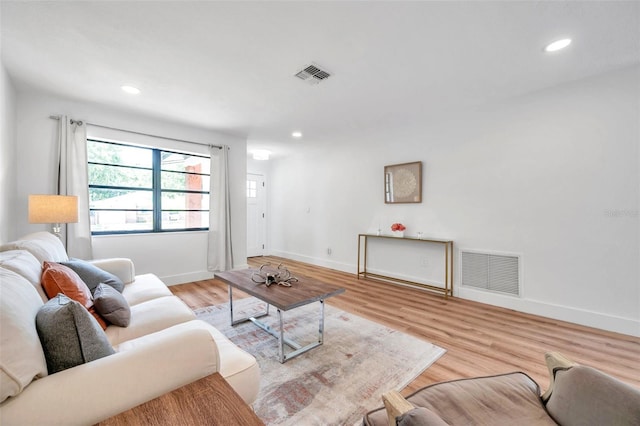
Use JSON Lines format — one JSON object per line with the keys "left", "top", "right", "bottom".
{"left": 28, "top": 195, "right": 79, "bottom": 224}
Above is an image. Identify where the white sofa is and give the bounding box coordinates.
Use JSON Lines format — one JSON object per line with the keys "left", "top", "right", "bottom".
{"left": 0, "top": 232, "right": 260, "bottom": 425}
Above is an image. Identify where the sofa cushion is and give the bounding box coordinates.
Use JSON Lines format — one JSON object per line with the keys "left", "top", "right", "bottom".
{"left": 60, "top": 258, "right": 125, "bottom": 293}
{"left": 105, "top": 296, "right": 196, "bottom": 346}
{"left": 0, "top": 231, "right": 69, "bottom": 264}
{"left": 41, "top": 261, "right": 107, "bottom": 329}
{"left": 36, "top": 294, "right": 115, "bottom": 374}
{"left": 364, "top": 372, "right": 556, "bottom": 426}
{"left": 545, "top": 365, "right": 640, "bottom": 426}
{"left": 0, "top": 249, "right": 47, "bottom": 302}
{"left": 121, "top": 273, "right": 173, "bottom": 306}
{"left": 0, "top": 269, "right": 48, "bottom": 403}
{"left": 93, "top": 283, "right": 131, "bottom": 327}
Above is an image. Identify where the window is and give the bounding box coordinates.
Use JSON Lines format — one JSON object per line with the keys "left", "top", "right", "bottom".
{"left": 247, "top": 179, "right": 257, "bottom": 198}
{"left": 87, "top": 139, "right": 210, "bottom": 234}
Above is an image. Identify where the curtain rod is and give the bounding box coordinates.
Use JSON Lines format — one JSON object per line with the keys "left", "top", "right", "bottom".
{"left": 49, "top": 115, "right": 223, "bottom": 150}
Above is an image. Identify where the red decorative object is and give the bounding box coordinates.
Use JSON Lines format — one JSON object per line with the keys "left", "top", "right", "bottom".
{"left": 390, "top": 223, "right": 406, "bottom": 232}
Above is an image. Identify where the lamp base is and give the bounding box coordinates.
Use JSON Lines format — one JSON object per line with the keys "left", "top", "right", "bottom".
{"left": 51, "top": 223, "right": 62, "bottom": 240}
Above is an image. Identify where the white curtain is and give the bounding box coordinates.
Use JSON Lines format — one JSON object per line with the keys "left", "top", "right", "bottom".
{"left": 207, "top": 145, "right": 233, "bottom": 271}
{"left": 57, "top": 116, "right": 93, "bottom": 259}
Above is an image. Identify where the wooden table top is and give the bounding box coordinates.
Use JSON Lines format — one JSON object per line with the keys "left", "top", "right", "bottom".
{"left": 97, "top": 373, "right": 264, "bottom": 426}
{"left": 215, "top": 268, "right": 345, "bottom": 311}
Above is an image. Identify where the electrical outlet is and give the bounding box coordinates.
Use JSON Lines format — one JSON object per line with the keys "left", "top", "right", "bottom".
{"left": 420, "top": 257, "right": 428, "bottom": 268}
{"left": 327, "top": 248, "right": 332, "bottom": 255}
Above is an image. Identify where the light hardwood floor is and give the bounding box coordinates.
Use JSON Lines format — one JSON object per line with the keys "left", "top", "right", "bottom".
{"left": 170, "top": 256, "right": 640, "bottom": 395}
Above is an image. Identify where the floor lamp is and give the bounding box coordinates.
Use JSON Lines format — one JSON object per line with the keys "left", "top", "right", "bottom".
{"left": 28, "top": 194, "right": 79, "bottom": 239}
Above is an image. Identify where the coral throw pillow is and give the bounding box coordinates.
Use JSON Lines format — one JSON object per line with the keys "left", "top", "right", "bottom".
{"left": 41, "top": 261, "right": 107, "bottom": 329}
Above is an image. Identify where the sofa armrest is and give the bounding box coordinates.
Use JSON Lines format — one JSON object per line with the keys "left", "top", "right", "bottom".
{"left": 89, "top": 258, "right": 136, "bottom": 284}
{"left": 382, "top": 390, "right": 415, "bottom": 426}
{"left": 541, "top": 351, "right": 578, "bottom": 402}
{"left": 0, "top": 324, "right": 219, "bottom": 425}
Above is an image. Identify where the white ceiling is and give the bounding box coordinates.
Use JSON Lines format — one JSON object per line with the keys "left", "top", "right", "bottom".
{"left": 2, "top": 1, "right": 639, "bottom": 157}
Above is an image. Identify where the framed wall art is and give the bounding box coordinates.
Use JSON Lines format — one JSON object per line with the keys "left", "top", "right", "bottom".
{"left": 384, "top": 161, "right": 422, "bottom": 204}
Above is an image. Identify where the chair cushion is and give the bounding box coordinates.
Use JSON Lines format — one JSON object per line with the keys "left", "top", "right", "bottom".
{"left": 93, "top": 283, "right": 131, "bottom": 327}
{"left": 41, "top": 261, "right": 107, "bottom": 329}
{"left": 0, "top": 269, "right": 47, "bottom": 403}
{"left": 545, "top": 365, "right": 640, "bottom": 426}
{"left": 364, "top": 372, "right": 556, "bottom": 426}
{"left": 36, "top": 294, "right": 115, "bottom": 374}
{"left": 0, "top": 231, "right": 69, "bottom": 264}
{"left": 60, "top": 258, "right": 124, "bottom": 293}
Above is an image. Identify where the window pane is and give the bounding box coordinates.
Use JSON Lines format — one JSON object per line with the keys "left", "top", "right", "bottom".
{"left": 247, "top": 180, "right": 257, "bottom": 198}
{"left": 88, "top": 140, "right": 211, "bottom": 234}
{"left": 161, "top": 170, "right": 210, "bottom": 191}
{"left": 161, "top": 192, "right": 209, "bottom": 210}
{"left": 89, "top": 189, "right": 153, "bottom": 210}
{"left": 161, "top": 152, "right": 210, "bottom": 174}
{"left": 88, "top": 140, "right": 152, "bottom": 168}
{"left": 89, "top": 164, "right": 152, "bottom": 188}
{"left": 161, "top": 211, "right": 209, "bottom": 230}
{"left": 90, "top": 210, "right": 153, "bottom": 233}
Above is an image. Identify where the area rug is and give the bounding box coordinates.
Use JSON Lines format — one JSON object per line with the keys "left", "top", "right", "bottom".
{"left": 195, "top": 298, "right": 446, "bottom": 426}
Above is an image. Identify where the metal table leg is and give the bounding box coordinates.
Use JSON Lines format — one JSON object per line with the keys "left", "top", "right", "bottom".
{"left": 228, "top": 285, "right": 270, "bottom": 326}
{"left": 231, "top": 296, "right": 326, "bottom": 363}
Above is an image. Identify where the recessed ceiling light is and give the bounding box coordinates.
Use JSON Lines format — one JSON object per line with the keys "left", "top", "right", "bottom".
{"left": 252, "top": 150, "right": 271, "bottom": 161}
{"left": 544, "top": 38, "right": 572, "bottom": 53}
{"left": 292, "top": 131, "right": 303, "bottom": 138}
{"left": 121, "top": 85, "right": 141, "bottom": 95}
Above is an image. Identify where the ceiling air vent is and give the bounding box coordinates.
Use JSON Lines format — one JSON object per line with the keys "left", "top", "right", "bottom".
{"left": 294, "top": 63, "right": 331, "bottom": 85}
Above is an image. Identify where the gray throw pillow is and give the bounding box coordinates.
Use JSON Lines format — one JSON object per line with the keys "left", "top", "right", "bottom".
{"left": 36, "top": 293, "right": 115, "bottom": 374}
{"left": 93, "top": 283, "right": 131, "bottom": 327}
{"left": 545, "top": 365, "right": 640, "bottom": 426}
{"left": 60, "top": 258, "right": 124, "bottom": 293}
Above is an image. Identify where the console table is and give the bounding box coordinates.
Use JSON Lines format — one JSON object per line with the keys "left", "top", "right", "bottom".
{"left": 357, "top": 234, "right": 453, "bottom": 298}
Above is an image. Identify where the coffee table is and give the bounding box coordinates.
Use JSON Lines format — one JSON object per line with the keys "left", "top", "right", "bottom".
{"left": 215, "top": 268, "right": 345, "bottom": 363}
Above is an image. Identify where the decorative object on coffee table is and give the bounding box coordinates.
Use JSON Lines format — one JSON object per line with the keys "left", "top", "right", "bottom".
{"left": 384, "top": 161, "right": 422, "bottom": 203}
{"left": 251, "top": 263, "right": 298, "bottom": 287}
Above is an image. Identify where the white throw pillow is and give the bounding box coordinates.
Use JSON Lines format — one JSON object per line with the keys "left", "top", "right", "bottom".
{"left": 0, "top": 269, "right": 48, "bottom": 403}
{"left": 0, "top": 250, "right": 47, "bottom": 302}
{"left": 0, "top": 232, "right": 69, "bottom": 264}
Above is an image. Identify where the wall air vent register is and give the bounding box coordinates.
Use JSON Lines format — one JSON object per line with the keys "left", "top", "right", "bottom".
{"left": 460, "top": 250, "right": 521, "bottom": 297}
{"left": 294, "top": 63, "right": 331, "bottom": 85}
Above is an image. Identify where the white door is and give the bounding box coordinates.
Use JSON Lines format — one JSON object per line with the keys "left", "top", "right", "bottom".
{"left": 246, "top": 173, "right": 266, "bottom": 257}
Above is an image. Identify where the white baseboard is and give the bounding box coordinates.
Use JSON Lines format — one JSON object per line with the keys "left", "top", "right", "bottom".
{"left": 162, "top": 271, "right": 215, "bottom": 286}
{"left": 162, "top": 262, "right": 249, "bottom": 286}
{"left": 458, "top": 286, "right": 640, "bottom": 337}
{"left": 269, "top": 251, "right": 639, "bottom": 337}
{"left": 269, "top": 250, "right": 354, "bottom": 274}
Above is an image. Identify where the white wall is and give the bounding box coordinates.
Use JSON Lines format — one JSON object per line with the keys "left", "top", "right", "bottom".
{"left": 14, "top": 92, "right": 248, "bottom": 284}
{"left": 0, "top": 60, "right": 17, "bottom": 242}
{"left": 268, "top": 65, "right": 640, "bottom": 336}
